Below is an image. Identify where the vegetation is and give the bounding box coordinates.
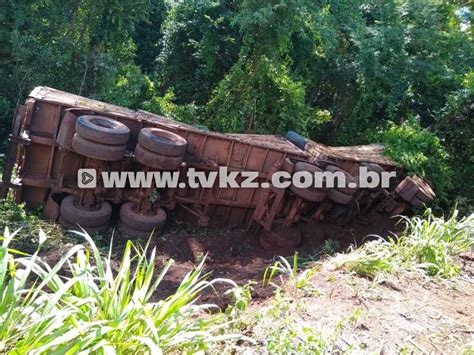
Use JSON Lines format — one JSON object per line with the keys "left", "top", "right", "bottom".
{"left": 0, "top": 228, "right": 240, "bottom": 353}
{"left": 0, "top": 200, "right": 472, "bottom": 352}
{"left": 0, "top": 0, "right": 473, "bottom": 205}
{"left": 330, "top": 209, "right": 474, "bottom": 278}
{"left": 0, "top": 2, "right": 473, "bottom": 350}
{"left": 0, "top": 198, "right": 75, "bottom": 253}
{"left": 365, "top": 119, "right": 454, "bottom": 199}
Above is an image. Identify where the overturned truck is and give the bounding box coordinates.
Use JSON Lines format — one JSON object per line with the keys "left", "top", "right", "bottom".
{"left": 1, "top": 87, "right": 435, "bottom": 248}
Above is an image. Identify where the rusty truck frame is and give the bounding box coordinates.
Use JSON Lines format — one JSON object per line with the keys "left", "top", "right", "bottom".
{"left": 1, "top": 87, "right": 435, "bottom": 246}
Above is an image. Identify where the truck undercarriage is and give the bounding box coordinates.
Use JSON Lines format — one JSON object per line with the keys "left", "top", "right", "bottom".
{"left": 1, "top": 87, "right": 435, "bottom": 248}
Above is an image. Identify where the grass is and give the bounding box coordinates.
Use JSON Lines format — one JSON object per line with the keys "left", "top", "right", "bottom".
{"left": 329, "top": 208, "right": 473, "bottom": 278}
{"left": 241, "top": 290, "right": 342, "bottom": 354}
{"left": 0, "top": 203, "right": 472, "bottom": 353}
{"left": 263, "top": 253, "right": 319, "bottom": 297}
{"left": 0, "top": 198, "right": 75, "bottom": 253}
{"left": 0, "top": 227, "right": 240, "bottom": 353}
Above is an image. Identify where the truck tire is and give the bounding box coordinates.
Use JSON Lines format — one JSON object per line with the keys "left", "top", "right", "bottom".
{"left": 396, "top": 177, "right": 419, "bottom": 201}
{"left": 134, "top": 144, "right": 183, "bottom": 170}
{"left": 281, "top": 157, "right": 296, "bottom": 174}
{"left": 285, "top": 131, "right": 306, "bottom": 150}
{"left": 119, "top": 202, "right": 167, "bottom": 231}
{"left": 60, "top": 195, "right": 112, "bottom": 227}
{"left": 280, "top": 157, "right": 309, "bottom": 174}
{"left": 360, "top": 162, "right": 384, "bottom": 176}
{"left": 117, "top": 220, "right": 156, "bottom": 239}
{"left": 414, "top": 177, "right": 435, "bottom": 203}
{"left": 57, "top": 111, "right": 78, "bottom": 149}
{"left": 325, "top": 165, "right": 357, "bottom": 194}
{"left": 59, "top": 217, "right": 109, "bottom": 234}
{"left": 290, "top": 162, "right": 326, "bottom": 202}
{"left": 72, "top": 134, "right": 127, "bottom": 161}
{"left": 291, "top": 186, "right": 326, "bottom": 202}
{"left": 415, "top": 188, "right": 434, "bottom": 204}
{"left": 410, "top": 196, "right": 425, "bottom": 209}
{"left": 327, "top": 189, "right": 353, "bottom": 205}
{"left": 76, "top": 115, "right": 130, "bottom": 145}
{"left": 138, "top": 128, "right": 187, "bottom": 157}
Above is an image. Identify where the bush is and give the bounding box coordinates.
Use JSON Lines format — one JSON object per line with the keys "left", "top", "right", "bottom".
{"left": 141, "top": 90, "right": 202, "bottom": 125}
{"left": 207, "top": 57, "right": 311, "bottom": 135}
{"left": 366, "top": 119, "right": 453, "bottom": 198}
{"left": 0, "top": 229, "right": 239, "bottom": 353}
{"left": 436, "top": 72, "right": 474, "bottom": 209}
{"left": 330, "top": 209, "right": 474, "bottom": 278}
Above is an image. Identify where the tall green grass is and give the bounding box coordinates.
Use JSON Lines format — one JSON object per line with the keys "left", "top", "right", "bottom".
{"left": 0, "top": 228, "right": 239, "bottom": 353}
{"left": 330, "top": 209, "right": 473, "bottom": 278}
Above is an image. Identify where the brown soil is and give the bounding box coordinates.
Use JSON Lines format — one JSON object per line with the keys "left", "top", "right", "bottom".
{"left": 141, "top": 211, "right": 404, "bottom": 304}
{"left": 41, "top": 210, "right": 401, "bottom": 303}
{"left": 270, "top": 267, "right": 473, "bottom": 354}
{"left": 39, "top": 211, "right": 473, "bottom": 353}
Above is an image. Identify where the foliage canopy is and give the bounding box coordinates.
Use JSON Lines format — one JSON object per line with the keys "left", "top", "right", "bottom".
{"left": 0, "top": 0, "right": 472, "bottom": 204}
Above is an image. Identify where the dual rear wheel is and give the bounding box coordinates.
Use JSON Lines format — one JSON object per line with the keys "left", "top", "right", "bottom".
{"left": 134, "top": 128, "right": 187, "bottom": 170}
{"left": 283, "top": 158, "right": 358, "bottom": 205}
{"left": 72, "top": 115, "right": 130, "bottom": 161}
{"left": 59, "top": 195, "right": 112, "bottom": 233}
{"left": 58, "top": 197, "right": 167, "bottom": 239}
{"left": 64, "top": 120, "right": 184, "bottom": 238}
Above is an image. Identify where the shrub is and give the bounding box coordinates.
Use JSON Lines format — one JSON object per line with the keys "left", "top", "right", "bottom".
{"left": 0, "top": 198, "right": 71, "bottom": 253}
{"left": 366, "top": 119, "right": 453, "bottom": 198}
{"left": 330, "top": 209, "right": 474, "bottom": 278}
{"left": 0, "top": 228, "right": 239, "bottom": 353}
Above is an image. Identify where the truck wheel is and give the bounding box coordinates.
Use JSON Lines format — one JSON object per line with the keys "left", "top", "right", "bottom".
{"left": 410, "top": 196, "right": 425, "bottom": 209}
{"left": 415, "top": 189, "right": 434, "bottom": 203}
{"left": 280, "top": 157, "right": 309, "bottom": 174}
{"left": 72, "top": 134, "right": 127, "bottom": 161}
{"left": 285, "top": 131, "right": 306, "bottom": 150}
{"left": 76, "top": 115, "right": 130, "bottom": 145}
{"left": 281, "top": 157, "right": 295, "bottom": 174}
{"left": 59, "top": 217, "right": 109, "bottom": 234}
{"left": 138, "top": 128, "right": 187, "bottom": 157}
{"left": 291, "top": 186, "right": 326, "bottom": 202}
{"left": 57, "top": 111, "right": 78, "bottom": 149}
{"left": 396, "top": 177, "right": 419, "bottom": 201}
{"left": 325, "top": 165, "right": 357, "bottom": 194}
{"left": 360, "top": 163, "right": 384, "bottom": 175}
{"left": 415, "top": 188, "right": 434, "bottom": 204}
{"left": 413, "top": 177, "right": 435, "bottom": 203}
{"left": 117, "top": 221, "right": 156, "bottom": 239}
{"left": 290, "top": 162, "right": 326, "bottom": 202}
{"left": 60, "top": 195, "right": 112, "bottom": 227}
{"left": 119, "top": 202, "right": 167, "bottom": 231}
{"left": 327, "top": 189, "right": 353, "bottom": 205}
{"left": 134, "top": 144, "right": 183, "bottom": 170}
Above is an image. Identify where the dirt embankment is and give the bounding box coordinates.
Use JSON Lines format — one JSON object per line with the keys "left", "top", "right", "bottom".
{"left": 40, "top": 211, "right": 473, "bottom": 353}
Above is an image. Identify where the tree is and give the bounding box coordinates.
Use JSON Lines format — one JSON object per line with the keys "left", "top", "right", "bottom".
{"left": 156, "top": 0, "right": 241, "bottom": 105}
{"left": 207, "top": 0, "right": 313, "bottom": 134}
{"left": 0, "top": 0, "right": 152, "bottom": 144}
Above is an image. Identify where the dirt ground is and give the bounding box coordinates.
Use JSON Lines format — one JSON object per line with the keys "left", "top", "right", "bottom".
{"left": 41, "top": 211, "right": 473, "bottom": 353}
{"left": 132, "top": 211, "right": 403, "bottom": 303}
{"left": 149, "top": 213, "right": 472, "bottom": 353}
{"left": 286, "top": 264, "right": 474, "bottom": 354}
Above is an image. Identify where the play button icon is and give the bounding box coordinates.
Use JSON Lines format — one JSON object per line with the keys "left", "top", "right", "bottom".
{"left": 77, "top": 169, "right": 97, "bottom": 188}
